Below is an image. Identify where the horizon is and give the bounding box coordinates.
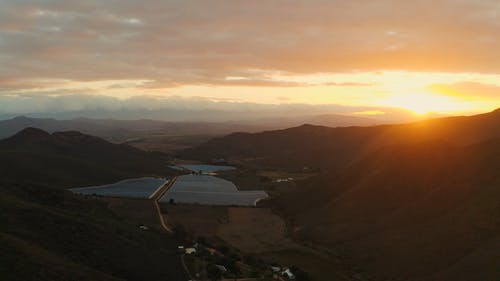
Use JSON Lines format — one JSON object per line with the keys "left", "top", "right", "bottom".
{"left": 1, "top": 1, "right": 499, "bottom": 120}
{"left": 0, "top": 105, "right": 498, "bottom": 123}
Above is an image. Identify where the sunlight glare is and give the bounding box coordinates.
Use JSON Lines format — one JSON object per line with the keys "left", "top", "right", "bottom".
{"left": 381, "top": 92, "right": 461, "bottom": 115}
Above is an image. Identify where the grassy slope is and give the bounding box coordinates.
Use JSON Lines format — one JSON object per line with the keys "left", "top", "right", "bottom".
{"left": 0, "top": 182, "right": 186, "bottom": 281}
{"left": 0, "top": 128, "right": 186, "bottom": 280}
{"left": 275, "top": 140, "right": 500, "bottom": 281}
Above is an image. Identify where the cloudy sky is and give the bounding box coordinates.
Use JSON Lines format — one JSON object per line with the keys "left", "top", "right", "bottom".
{"left": 1, "top": 0, "right": 499, "bottom": 119}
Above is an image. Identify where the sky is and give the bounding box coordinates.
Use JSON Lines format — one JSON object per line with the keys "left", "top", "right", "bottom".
{"left": 1, "top": 0, "right": 499, "bottom": 120}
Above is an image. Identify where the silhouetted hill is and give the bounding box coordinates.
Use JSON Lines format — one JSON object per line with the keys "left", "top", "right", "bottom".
{"left": 0, "top": 128, "right": 173, "bottom": 187}
{"left": 0, "top": 114, "right": 404, "bottom": 142}
{"left": 183, "top": 109, "right": 500, "bottom": 170}
{"left": 0, "top": 116, "right": 265, "bottom": 141}
{"left": 274, "top": 139, "right": 499, "bottom": 281}
{"left": 237, "top": 113, "right": 383, "bottom": 129}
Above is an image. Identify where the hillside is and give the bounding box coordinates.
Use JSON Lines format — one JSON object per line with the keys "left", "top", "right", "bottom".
{"left": 0, "top": 128, "right": 186, "bottom": 280}
{"left": 272, "top": 139, "right": 499, "bottom": 281}
{"left": 0, "top": 128, "right": 174, "bottom": 188}
{"left": 185, "top": 109, "right": 500, "bottom": 280}
{"left": 0, "top": 181, "right": 186, "bottom": 281}
{"left": 0, "top": 115, "right": 381, "bottom": 141}
{"left": 0, "top": 116, "right": 266, "bottom": 140}
{"left": 183, "top": 108, "right": 500, "bottom": 170}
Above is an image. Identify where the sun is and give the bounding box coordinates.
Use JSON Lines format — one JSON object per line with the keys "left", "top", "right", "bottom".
{"left": 382, "top": 92, "right": 461, "bottom": 115}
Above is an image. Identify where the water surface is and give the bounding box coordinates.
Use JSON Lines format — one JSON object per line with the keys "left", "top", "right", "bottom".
{"left": 160, "top": 174, "right": 267, "bottom": 206}
{"left": 71, "top": 177, "right": 166, "bottom": 198}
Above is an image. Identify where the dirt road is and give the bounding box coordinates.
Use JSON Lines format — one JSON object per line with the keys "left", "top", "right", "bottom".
{"left": 150, "top": 177, "right": 177, "bottom": 233}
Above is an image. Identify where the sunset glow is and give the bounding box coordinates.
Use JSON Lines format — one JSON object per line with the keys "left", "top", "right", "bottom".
{"left": 0, "top": 0, "right": 499, "bottom": 118}
{"left": 380, "top": 93, "right": 461, "bottom": 115}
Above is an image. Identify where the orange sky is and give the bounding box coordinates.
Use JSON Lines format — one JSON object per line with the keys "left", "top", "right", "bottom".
{"left": 0, "top": 1, "right": 499, "bottom": 116}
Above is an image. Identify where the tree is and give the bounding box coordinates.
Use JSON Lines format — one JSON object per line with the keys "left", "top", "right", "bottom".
{"left": 290, "top": 266, "right": 310, "bottom": 281}
{"left": 206, "top": 264, "right": 222, "bottom": 281}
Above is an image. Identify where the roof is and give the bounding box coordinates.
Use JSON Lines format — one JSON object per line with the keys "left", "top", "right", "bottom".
{"left": 282, "top": 268, "right": 295, "bottom": 279}
{"left": 215, "top": 265, "right": 227, "bottom": 272}
{"left": 185, "top": 248, "right": 196, "bottom": 254}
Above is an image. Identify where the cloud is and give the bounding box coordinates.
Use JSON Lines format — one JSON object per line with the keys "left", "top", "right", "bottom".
{"left": 0, "top": 1, "right": 498, "bottom": 116}
{"left": 1, "top": 0, "right": 500, "bottom": 89}
{"left": 353, "top": 110, "right": 387, "bottom": 116}
{"left": 428, "top": 82, "right": 500, "bottom": 100}
{"left": 277, "top": 96, "right": 291, "bottom": 101}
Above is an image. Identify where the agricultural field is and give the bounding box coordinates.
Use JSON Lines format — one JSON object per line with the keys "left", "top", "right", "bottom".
{"left": 166, "top": 205, "right": 227, "bottom": 237}
{"left": 218, "top": 207, "right": 295, "bottom": 253}
{"left": 70, "top": 177, "right": 167, "bottom": 198}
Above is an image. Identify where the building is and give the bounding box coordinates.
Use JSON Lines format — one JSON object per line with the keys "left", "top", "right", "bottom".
{"left": 282, "top": 268, "right": 295, "bottom": 280}
{"left": 185, "top": 247, "right": 196, "bottom": 254}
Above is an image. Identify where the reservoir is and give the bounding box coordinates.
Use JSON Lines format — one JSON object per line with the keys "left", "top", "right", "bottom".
{"left": 160, "top": 174, "right": 267, "bottom": 206}
{"left": 70, "top": 177, "right": 167, "bottom": 198}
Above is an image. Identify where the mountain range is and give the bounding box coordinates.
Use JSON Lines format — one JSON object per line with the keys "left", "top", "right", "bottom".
{"left": 0, "top": 113, "right": 417, "bottom": 142}
{"left": 183, "top": 108, "right": 500, "bottom": 171}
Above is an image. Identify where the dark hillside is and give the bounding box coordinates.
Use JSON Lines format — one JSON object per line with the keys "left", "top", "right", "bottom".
{"left": 0, "top": 116, "right": 264, "bottom": 140}
{"left": 0, "top": 128, "right": 186, "bottom": 280}
{"left": 183, "top": 108, "right": 500, "bottom": 170}
{"left": 0, "top": 181, "right": 186, "bottom": 281}
{"left": 275, "top": 139, "right": 500, "bottom": 281}
{"left": 184, "top": 109, "right": 500, "bottom": 280}
{"left": 0, "top": 128, "right": 174, "bottom": 188}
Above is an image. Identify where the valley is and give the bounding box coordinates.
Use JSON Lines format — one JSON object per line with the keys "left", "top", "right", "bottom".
{"left": 3, "top": 2, "right": 499, "bottom": 280}
{"left": 80, "top": 163, "right": 327, "bottom": 280}
{"left": 1, "top": 108, "right": 498, "bottom": 281}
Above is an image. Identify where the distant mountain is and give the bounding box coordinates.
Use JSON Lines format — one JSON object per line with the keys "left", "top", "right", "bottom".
{"left": 236, "top": 113, "right": 383, "bottom": 129}
{"left": 0, "top": 116, "right": 265, "bottom": 141}
{"left": 0, "top": 127, "right": 174, "bottom": 188}
{"left": 183, "top": 108, "right": 500, "bottom": 170}
{"left": 0, "top": 113, "right": 411, "bottom": 143}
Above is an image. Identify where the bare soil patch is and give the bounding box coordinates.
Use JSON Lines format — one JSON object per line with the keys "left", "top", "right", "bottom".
{"left": 218, "top": 207, "right": 295, "bottom": 253}
{"left": 165, "top": 205, "right": 228, "bottom": 236}
{"left": 101, "top": 197, "right": 158, "bottom": 227}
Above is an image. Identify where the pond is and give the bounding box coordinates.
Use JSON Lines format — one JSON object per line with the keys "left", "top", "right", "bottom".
{"left": 160, "top": 174, "right": 267, "bottom": 206}
{"left": 70, "top": 177, "right": 167, "bottom": 198}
